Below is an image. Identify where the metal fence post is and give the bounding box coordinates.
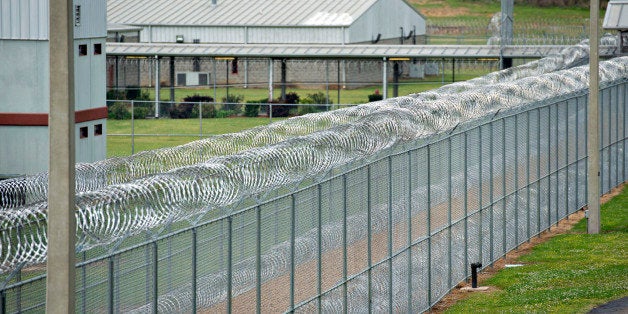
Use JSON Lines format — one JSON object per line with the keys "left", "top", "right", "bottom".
{"left": 199, "top": 102, "right": 203, "bottom": 139}
{"left": 426, "top": 145, "right": 432, "bottom": 306}
{"left": 548, "top": 106, "right": 552, "bottom": 229}
{"left": 514, "top": 115, "right": 520, "bottom": 247}
{"left": 227, "top": 217, "right": 233, "bottom": 313}
{"left": 367, "top": 166, "right": 373, "bottom": 312}
{"left": 478, "top": 127, "right": 483, "bottom": 265}
{"left": 131, "top": 100, "right": 135, "bottom": 155}
{"left": 256, "top": 206, "right": 262, "bottom": 314}
{"left": 192, "top": 228, "right": 197, "bottom": 313}
{"left": 489, "top": 123, "right": 494, "bottom": 265}
{"left": 463, "top": 132, "right": 469, "bottom": 280}
{"left": 407, "top": 150, "right": 413, "bottom": 313}
{"left": 527, "top": 110, "right": 532, "bottom": 241}
{"left": 290, "top": 194, "right": 296, "bottom": 313}
{"left": 317, "top": 185, "right": 323, "bottom": 314}
{"left": 109, "top": 256, "right": 115, "bottom": 314}
{"left": 343, "top": 174, "right": 348, "bottom": 314}
{"left": 152, "top": 242, "right": 158, "bottom": 314}
{"left": 447, "top": 138, "right": 453, "bottom": 290}
{"left": 387, "top": 157, "right": 393, "bottom": 312}
{"left": 555, "top": 103, "right": 560, "bottom": 225}
{"left": 537, "top": 108, "right": 542, "bottom": 237}
{"left": 502, "top": 119, "right": 507, "bottom": 256}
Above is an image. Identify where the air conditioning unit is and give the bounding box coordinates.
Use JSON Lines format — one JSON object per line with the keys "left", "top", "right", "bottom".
{"left": 176, "top": 72, "right": 211, "bottom": 86}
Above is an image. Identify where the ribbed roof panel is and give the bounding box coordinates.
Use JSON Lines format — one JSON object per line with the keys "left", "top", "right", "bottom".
{"left": 108, "top": 0, "right": 380, "bottom": 27}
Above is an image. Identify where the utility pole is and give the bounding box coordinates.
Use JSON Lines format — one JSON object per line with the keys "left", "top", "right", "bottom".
{"left": 47, "top": 0, "right": 76, "bottom": 312}
{"left": 587, "top": 0, "right": 601, "bottom": 234}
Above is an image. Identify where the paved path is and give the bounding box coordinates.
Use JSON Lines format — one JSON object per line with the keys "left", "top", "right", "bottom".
{"left": 588, "top": 296, "right": 628, "bottom": 313}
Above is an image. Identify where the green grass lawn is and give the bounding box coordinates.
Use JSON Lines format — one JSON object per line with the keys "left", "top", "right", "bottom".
{"left": 445, "top": 185, "right": 628, "bottom": 313}
{"left": 107, "top": 117, "right": 286, "bottom": 157}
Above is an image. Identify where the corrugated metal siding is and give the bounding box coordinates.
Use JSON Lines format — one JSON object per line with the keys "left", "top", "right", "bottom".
{"left": 0, "top": 0, "right": 48, "bottom": 40}
{"left": 108, "top": 0, "right": 377, "bottom": 27}
{"left": 0, "top": 40, "right": 49, "bottom": 112}
{"left": 248, "top": 27, "right": 344, "bottom": 44}
{"left": 349, "top": 0, "right": 425, "bottom": 44}
{"left": 74, "top": 0, "right": 107, "bottom": 38}
{"left": 0, "top": 126, "right": 49, "bottom": 175}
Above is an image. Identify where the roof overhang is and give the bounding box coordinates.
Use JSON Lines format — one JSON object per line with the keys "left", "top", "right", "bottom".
{"left": 106, "top": 43, "right": 619, "bottom": 59}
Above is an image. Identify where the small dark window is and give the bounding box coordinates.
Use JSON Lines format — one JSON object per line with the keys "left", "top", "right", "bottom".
{"left": 79, "top": 44, "right": 87, "bottom": 56}
{"left": 80, "top": 126, "right": 88, "bottom": 139}
{"left": 94, "top": 43, "right": 102, "bottom": 55}
{"left": 94, "top": 124, "right": 103, "bottom": 136}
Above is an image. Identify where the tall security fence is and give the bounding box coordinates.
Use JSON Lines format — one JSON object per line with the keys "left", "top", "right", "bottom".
{"left": 0, "top": 47, "right": 626, "bottom": 312}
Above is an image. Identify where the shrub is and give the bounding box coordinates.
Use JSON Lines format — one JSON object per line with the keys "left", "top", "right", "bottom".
{"left": 124, "top": 86, "right": 150, "bottom": 101}
{"left": 134, "top": 107, "right": 150, "bottom": 119}
{"left": 215, "top": 110, "right": 237, "bottom": 118}
{"left": 299, "top": 92, "right": 331, "bottom": 115}
{"left": 222, "top": 94, "right": 244, "bottom": 113}
{"left": 368, "top": 90, "right": 383, "bottom": 102}
{"left": 271, "top": 92, "right": 300, "bottom": 117}
{"left": 244, "top": 104, "right": 260, "bottom": 117}
{"left": 108, "top": 102, "right": 131, "bottom": 120}
{"left": 169, "top": 94, "right": 215, "bottom": 119}
{"left": 191, "top": 103, "right": 216, "bottom": 118}
{"left": 107, "top": 89, "right": 126, "bottom": 100}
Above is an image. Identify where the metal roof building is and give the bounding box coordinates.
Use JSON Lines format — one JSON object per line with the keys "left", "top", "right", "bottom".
{"left": 107, "top": 0, "right": 426, "bottom": 44}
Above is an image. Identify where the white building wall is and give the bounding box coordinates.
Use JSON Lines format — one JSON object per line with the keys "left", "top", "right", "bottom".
{"left": 0, "top": 126, "right": 48, "bottom": 176}
{"left": 0, "top": 0, "right": 48, "bottom": 40}
{"left": 141, "top": 26, "right": 245, "bottom": 43}
{"left": 0, "top": 40, "right": 49, "bottom": 112}
{"left": 75, "top": 120, "right": 106, "bottom": 163}
{"left": 247, "top": 27, "right": 345, "bottom": 44}
{"left": 73, "top": 0, "right": 107, "bottom": 39}
{"left": 349, "top": 0, "right": 425, "bottom": 44}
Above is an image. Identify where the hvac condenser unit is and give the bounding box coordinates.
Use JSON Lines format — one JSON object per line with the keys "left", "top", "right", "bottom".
{"left": 176, "top": 72, "right": 211, "bottom": 86}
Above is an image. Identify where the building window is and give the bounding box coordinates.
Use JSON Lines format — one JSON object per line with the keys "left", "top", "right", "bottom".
{"left": 94, "top": 43, "right": 102, "bottom": 55}
{"left": 79, "top": 44, "right": 87, "bottom": 56}
{"left": 80, "top": 126, "right": 88, "bottom": 139}
{"left": 94, "top": 124, "right": 103, "bottom": 136}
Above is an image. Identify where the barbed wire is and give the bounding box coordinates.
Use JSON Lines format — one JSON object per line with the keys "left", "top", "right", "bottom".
{"left": 1, "top": 38, "right": 626, "bottom": 274}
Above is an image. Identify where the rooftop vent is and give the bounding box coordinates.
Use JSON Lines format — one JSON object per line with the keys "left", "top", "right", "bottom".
{"left": 211, "top": 0, "right": 217, "bottom": 6}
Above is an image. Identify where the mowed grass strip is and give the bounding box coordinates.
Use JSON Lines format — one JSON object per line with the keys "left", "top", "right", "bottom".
{"left": 445, "top": 185, "right": 628, "bottom": 313}
{"left": 107, "top": 117, "right": 286, "bottom": 157}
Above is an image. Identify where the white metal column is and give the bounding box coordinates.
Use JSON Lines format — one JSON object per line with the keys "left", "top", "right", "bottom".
{"left": 382, "top": 57, "right": 388, "bottom": 100}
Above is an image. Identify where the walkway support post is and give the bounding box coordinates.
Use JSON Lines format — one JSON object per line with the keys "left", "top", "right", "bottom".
{"left": 154, "top": 55, "right": 160, "bottom": 118}
{"left": 588, "top": 0, "right": 601, "bottom": 234}
{"left": 268, "top": 58, "right": 274, "bottom": 102}
{"left": 382, "top": 57, "right": 388, "bottom": 100}
{"left": 47, "top": 0, "right": 76, "bottom": 311}
{"left": 169, "top": 57, "right": 175, "bottom": 102}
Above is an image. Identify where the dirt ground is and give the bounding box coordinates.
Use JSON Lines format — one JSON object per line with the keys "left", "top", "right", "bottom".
{"left": 428, "top": 183, "right": 626, "bottom": 313}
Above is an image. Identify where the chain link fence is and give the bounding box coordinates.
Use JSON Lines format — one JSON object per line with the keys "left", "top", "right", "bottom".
{"left": 1, "top": 52, "right": 627, "bottom": 312}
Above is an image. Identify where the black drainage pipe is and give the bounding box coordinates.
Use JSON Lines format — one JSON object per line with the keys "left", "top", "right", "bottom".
{"left": 471, "top": 262, "right": 482, "bottom": 288}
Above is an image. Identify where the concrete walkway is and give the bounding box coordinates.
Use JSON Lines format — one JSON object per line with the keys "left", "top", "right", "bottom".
{"left": 588, "top": 296, "right": 628, "bottom": 313}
